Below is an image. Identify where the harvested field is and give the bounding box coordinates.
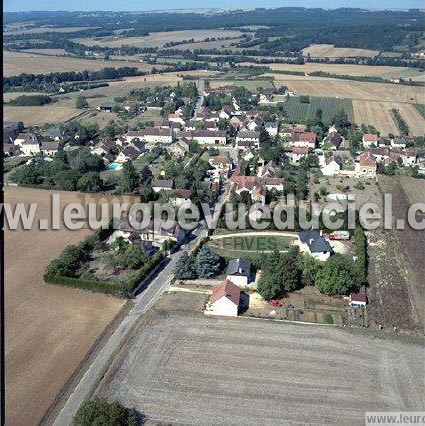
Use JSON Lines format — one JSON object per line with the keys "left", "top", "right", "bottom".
{"left": 266, "top": 62, "right": 419, "bottom": 78}
{"left": 367, "top": 176, "right": 425, "bottom": 332}
{"left": 4, "top": 187, "right": 133, "bottom": 425}
{"left": 353, "top": 101, "right": 425, "bottom": 136}
{"left": 270, "top": 75, "right": 424, "bottom": 103}
{"left": 75, "top": 30, "right": 243, "bottom": 49}
{"left": 22, "top": 48, "right": 67, "bottom": 55}
{"left": 302, "top": 43, "right": 379, "bottom": 58}
{"left": 3, "top": 105, "right": 82, "bottom": 126}
{"left": 172, "top": 38, "right": 243, "bottom": 50}
{"left": 98, "top": 307, "right": 425, "bottom": 424}
{"left": 3, "top": 50, "right": 158, "bottom": 76}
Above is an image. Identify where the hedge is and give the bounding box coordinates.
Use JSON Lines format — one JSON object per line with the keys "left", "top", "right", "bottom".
{"left": 44, "top": 224, "right": 165, "bottom": 298}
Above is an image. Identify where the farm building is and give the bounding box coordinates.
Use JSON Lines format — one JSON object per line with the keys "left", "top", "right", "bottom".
{"left": 349, "top": 293, "right": 367, "bottom": 308}
{"left": 226, "top": 259, "right": 252, "bottom": 287}
{"left": 179, "top": 130, "right": 227, "bottom": 146}
{"left": 204, "top": 279, "right": 241, "bottom": 317}
{"left": 298, "top": 229, "right": 333, "bottom": 261}
{"left": 362, "top": 134, "right": 380, "bottom": 148}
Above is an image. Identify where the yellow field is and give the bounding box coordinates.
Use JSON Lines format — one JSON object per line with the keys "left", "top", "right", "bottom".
{"left": 74, "top": 29, "right": 244, "bottom": 49}
{"left": 173, "top": 38, "right": 243, "bottom": 50}
{"left": 270, "top": 74, "right": 424, "bottom": 103}
{"left": 3, "top": 105, "right": 82, "bottom": 126}
{"left": 352, "top": 100, "right": 425, "bottom": 136}
{"left": 301, "top": 43, "right": 379, "bottom": 58}
{"left": 265, "top": 62, "right": 416, "bottom": 77}
{"left": 4, "top": 26, "right": 96, "bottom": 36}
{"left": 3, "top": 50, "right": 159, "bottom": 76}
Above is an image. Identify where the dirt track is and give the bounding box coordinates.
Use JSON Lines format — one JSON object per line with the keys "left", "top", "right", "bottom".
{"left": 4, "top": 187, "right": 129, "bottom": 425}
{"left": 99, "top": 308, "right": 425, "bottom": 424}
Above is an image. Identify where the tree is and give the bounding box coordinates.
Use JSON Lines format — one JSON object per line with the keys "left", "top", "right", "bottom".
{"left": 77, "top": 172, "right": 102, "bottom": 192}
{"left": 195, "top": 245, "right": 221, "bottom": 278}
{"left": 174, "top": 252, "right": 197, "bottom": 280}
{"left": 75, "top": 95, "right": 88, "bottom": 109}
{"left": 73, "top": 398, "right": 138, "bottom": 426}
{"left": 139, "top": 165, "right": 152, "bottom": 184}
{"left": 315, "top": 254, "right": 360, "bottom": 295}
{"left": 121, "top": 160, "right": 139, "bottom": 193}
{"left": 298, "top": 254, "right": 322, "bottom": 286}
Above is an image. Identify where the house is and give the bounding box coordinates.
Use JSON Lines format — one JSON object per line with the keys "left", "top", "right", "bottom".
{"left": 177, "top": 137, "right": 191, "bottom": 153}
{"left": 298, "top": 229, "right": 333, "bottom": 261}
{"left": 116, "top": 146, "right": 143, "bottom": 162}
{"left": 257, "top": 177, "right": 285, "bottom": 192}
{"left": 356, "top": 151, "right": 377, "bottom": 178}
{"left": 230, "top": 115, "right": 245, "bottom": 129}
{"left": 204, "top": 279, "right": 241, "bottom": 317}
{"left": 246, "top": 117, "right": 262, "bottom": 132}
{"left": 14, "top": 133, "right": 40, "bottom": 155}
{"left": 265, "top": 122, "right": 279, "bottom": 137}
{"left": 124, "top": 128, "right": 173, "bottom": 144}
{"left": 168, "top": 113, "right": 185, "bottom": 126}
{"left": 219, "top": 107, "right": 232, "bottom": 120}
{"left": 96, "top": 102, "right": 117, "bottom": 112}
{"left": 391, "top": 138, "right": 407, "bottom": 150}
{"left": 169, "top": 189, "right": 192, "bottom": 207}
{"left": 226, "top": 258, "right": 252, "bottom": 287}
{"left": 4, "top": 121, "right": 22, "bottom": 144}
{"left": 286, "top": 146, "right": 309, "bottom": 164}
{"left": 179, "top": 130, "right": 227, "bottom": 146}
{"left": 257, "top": 160, "right": 278, "bottom": 178}
{"left": 289, "top": 132, "right": 316, "bottom": 149}
{"left": 235, "top": 131, "right": 260, "bottom": 150}
{"left": 322, "top": 132, "right": 343, "bottom": 150}
{"left": 152, "top": 179, "right": 174, "bottom": 192}
{"left": 362, "top": 134, "right": 380, "bottom": 148}
{"left": 209, "top": 156, "right": 232, "bottom": 172}
{"left": 319, "top": 155, "right": 341, "bottom": 176}
{"left": 40, "top": 141, "right": 60, "bottom": 156}
{"left": 349, "top": 293, "right": 367, "bottom": 308}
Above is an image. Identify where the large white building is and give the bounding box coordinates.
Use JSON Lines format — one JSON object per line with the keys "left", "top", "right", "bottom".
{"left": 180, "top": 130, "right": 227, "bottom": 146}
{"left": 124, "top": 128, "right": 173, "bottom": 144}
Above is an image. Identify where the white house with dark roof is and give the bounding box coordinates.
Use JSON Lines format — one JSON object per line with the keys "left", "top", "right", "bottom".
{"left": 152, "top": 179, "right": 174, "bottom": 192}
{"left": 298, "top": 229, "right": 333, "bottom": 261}
{"left": 226, "top": 259, "right": 252, "bottom": 287}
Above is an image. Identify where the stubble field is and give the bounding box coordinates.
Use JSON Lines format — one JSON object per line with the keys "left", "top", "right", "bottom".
{"left": 4, "top": 187, "right": 139, "bottom": 425}
{"left": 301, "top": 43, "right": 379, "bottom": 58}
{"left": 98, "top": 306, "right": 425, "bottom": 425}
{"left": 3, "top": 50, "right": 158, "bottom": 76}
{"left": 74, "top": 29, "right": 244, "bottom": 49}
{"left": 353, "top": 100, "right": 425, "bottom": 136}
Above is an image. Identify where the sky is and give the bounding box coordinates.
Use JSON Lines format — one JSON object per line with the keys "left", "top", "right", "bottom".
{"left": 4, "top": 0, "right": 424, "bottom": 12}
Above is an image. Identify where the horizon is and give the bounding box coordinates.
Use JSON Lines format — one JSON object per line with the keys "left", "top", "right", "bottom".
{"left": 4, "top": 1, "right": 424, "bottom": 13}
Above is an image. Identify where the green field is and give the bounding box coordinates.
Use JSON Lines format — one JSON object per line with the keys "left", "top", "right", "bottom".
{"left": 282, "top": 96, "right": 354, "bottom": 124}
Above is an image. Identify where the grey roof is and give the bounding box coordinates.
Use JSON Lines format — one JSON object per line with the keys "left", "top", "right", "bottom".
{"left": 299, "top": 230, "right": 332, "bottom": 254}
{"left": 152, "top": 179, "right": 174, "bottom": 189}
{"left": 226, "top": 258, "right": 251, "bottom": 276}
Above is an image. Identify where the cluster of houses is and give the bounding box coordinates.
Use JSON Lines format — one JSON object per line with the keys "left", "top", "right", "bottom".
{"left": 5, "top": 130, "right": 62, "bottom": 157}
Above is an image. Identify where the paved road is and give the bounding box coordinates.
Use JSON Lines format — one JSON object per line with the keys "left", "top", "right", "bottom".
{"left": 53, "top": 226, "right": 207, "bottom": 426}
{"left": 193, "top": 79, "right": 205, "bottom": 119}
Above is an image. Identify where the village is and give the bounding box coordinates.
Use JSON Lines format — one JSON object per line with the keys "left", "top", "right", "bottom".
{"left": 4, "top": 81, "right": 424, "bottom": 327}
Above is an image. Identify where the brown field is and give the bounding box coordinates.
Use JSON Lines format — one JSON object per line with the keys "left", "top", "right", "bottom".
{"left": 263, "top": 62, "right": 416, "bottom": 77}
{"left": 98, "top": 295, "right": 425, "bottom": 424}
{"left": 3, "top": 50, "right": 159, "bottom": 76}
{"left": 22, "top": 48, "right": 67, "bottom": 55}
{"left": 4, "top": 187, "right": 138, "bottom": 425}
{"left": 3, "top": 105, "right": 82, "bottom": 126}
{"left": 353, "top": 100, "right": 425, "bottom": 136}
{"left": 74, "top": 29, "right": 243, "bottom": 49}
{"left": 4, "top": 26, "right": 96, "bottom": 36}
{"left": 367, "top": 177, "right": 425, "bottom": 332}
{"left": 302, "top": 43, "right": 379, "bottom": 58}
{"left": 270, "top": 74, "right": 424, "bottom": 103}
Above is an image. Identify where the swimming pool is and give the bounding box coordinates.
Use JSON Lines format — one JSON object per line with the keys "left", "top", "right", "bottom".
{"left": 107, "top": 162, "right": 123, "bottom": 171}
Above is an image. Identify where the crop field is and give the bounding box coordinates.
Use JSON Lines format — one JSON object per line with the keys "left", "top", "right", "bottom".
{"left": 301, "top": 43, "right": 379, "bottom": 58}
{"left": 74, "top": 29, "right": 244, "bottom": 49}
{"left": 3, "top": 50, "right": 158, "bottom": 76}
{"left": 282, "top": 96, "right": 354, "bottom": 124}
{"left": 3, "top": 105, "right": 82, "bottom": 126}
{"left": 209, "top": 78, "right": 274, "bottom": 91}
{"left": 3, "top": 187, "right": 134, "bottom": 425}
{"left": 353, "top": 100, "right": 425, "bottom": 136}
{"left": 98, "top": 304, "right": 425, "bottom": 425}
{"left": 367, "top": 176, "right": 425, "bottom": 332}
{"left": 271, "top": 75, "right": 424, "bottom": 103}
{"left": 172, "top": 37, "right": 243, "bottom": 50}
{"left": 414, "top": 103, "right": 425, "bottom": 118}
{"left": 265, "top": 62, "right": 421, "bottom": 78}
{"left": 21, "top": 48, "right": 67, "bottom": 55}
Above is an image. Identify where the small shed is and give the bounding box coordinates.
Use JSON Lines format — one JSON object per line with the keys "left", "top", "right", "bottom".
{"left": 349, "top": 293, "right": 367, "bottom": 308}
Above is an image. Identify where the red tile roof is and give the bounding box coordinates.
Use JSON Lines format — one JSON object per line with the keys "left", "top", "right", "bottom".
{"left": 363, "top": 133, "right": 379, "bottom": 142}
{"left": 350, "top": 293, "right": 367, "bottom": 303}
{"left": 210, "top": 279, "right": 241, "bottom": 305}
{"left": 359, "top": 151, "right": 376, "bottom": 167}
